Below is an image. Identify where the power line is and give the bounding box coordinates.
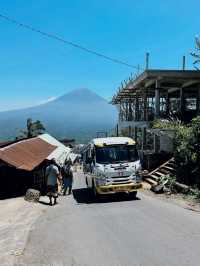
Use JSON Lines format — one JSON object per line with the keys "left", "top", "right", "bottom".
{"left": 0, "top": 13, "right": 143, "bottom": 70}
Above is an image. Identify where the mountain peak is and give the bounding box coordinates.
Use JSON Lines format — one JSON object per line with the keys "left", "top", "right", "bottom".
{"left": 56, "top": 88, "right": 106, "bottom": 103}
{"left": 0, "top": 88, "right": 117, "bottom": 143}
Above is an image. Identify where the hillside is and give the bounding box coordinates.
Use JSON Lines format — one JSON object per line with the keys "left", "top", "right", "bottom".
{"left": 0, "top": 89, "right": 117, "bottom": 143}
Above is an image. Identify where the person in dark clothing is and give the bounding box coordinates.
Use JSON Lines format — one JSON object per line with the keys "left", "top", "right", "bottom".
{"left": 62, "top": 160, "right": 73, "bottom": 195}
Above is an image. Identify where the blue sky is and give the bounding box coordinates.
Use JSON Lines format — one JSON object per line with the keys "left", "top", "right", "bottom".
{"left": 0, "top": 0, "right": 199, "bottom": 111}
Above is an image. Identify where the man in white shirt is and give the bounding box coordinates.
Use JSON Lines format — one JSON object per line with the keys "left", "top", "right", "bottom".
{"left": 46, "top": 159, "right": 61, "bottom": 206}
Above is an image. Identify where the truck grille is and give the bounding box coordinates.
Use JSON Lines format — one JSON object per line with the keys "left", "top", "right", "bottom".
{"left": 111, "top": 176, "right": 131, "bottom": 185}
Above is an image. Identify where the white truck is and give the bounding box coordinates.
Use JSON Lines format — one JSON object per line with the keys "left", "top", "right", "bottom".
{"left": 82, "top": 137, "right": 142, "bottom": 198}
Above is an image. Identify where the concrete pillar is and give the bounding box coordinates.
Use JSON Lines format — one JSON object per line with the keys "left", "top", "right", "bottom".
{"left": 166, "top": 91, "right": 170, "bottom": 115}
{"left": 134, "top": 127, "right": 138, "bottom": 143}
{"left": 155, "top": 89, "right": 160, "bottom": 118}
{"left": 143, "top": 91, "right": 148, "bottom": 121}
{"left": 142, "top": 127, "right": 147, "bottom": 150}
{"left": 135, "top": 94, "right": 139, "bottom": 121}
{"left": 128, "top": 101, "right": 132, "bottom": 121}
{"left": 154, "top": 134, "right": 160, "bottom": 153}
{"left": 128, "top": 126, "right": 131, "bottom": 137}
{"left": 155, "top": 80, "right": 160, "bottom": 118}
{"left": 126, "top": 102, "right": 129, "bottom": 121}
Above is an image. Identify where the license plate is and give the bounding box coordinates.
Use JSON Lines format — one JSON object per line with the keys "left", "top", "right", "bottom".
{"left": 115, "top": 186, "right": 128, "bottom": 191}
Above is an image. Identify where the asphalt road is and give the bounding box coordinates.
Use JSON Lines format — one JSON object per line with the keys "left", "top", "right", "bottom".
{"left": 17, "top": 172, "right": 200, "bottom": 266}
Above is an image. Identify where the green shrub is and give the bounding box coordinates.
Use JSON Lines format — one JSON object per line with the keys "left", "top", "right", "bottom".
{"left": 152, "top": 116, "right": 200, "bottom": 186}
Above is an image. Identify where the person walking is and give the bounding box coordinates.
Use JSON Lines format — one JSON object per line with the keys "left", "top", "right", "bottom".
{"left": 62, "top": 160, "right": 73, "bottom": 195}
{"left": 46, "top": 158, "right": 61, "bottom": 206}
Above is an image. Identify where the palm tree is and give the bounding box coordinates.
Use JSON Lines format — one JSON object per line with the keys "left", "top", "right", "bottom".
{"left": 191, "top": 36, "right": 200, "bottom": 70}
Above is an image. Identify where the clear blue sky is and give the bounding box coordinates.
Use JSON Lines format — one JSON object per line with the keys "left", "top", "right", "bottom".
{"left": 0, "top": 0, "right": 199, "bottom": 111}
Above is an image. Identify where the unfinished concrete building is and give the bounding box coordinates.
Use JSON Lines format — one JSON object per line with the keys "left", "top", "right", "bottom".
{"left": 112, "top": 69, "right": 200, "bottom": 168}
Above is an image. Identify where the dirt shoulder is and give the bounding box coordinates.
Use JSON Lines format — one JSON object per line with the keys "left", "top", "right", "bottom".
{"left": 0, "top": 197, "right": 48, "bottom": 266}
{"left": 142, "top": 185, "right": 200, "bottom": 213}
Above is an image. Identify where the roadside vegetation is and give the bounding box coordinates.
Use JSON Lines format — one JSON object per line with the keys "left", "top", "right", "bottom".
{"left": 16, "top": 118, "right": 46, "bottom": 140}
{"left": 152, "top": 116, "right": 200, "bottom": 199}
{"left": 191, "top": 36, "right": 200, "bottom": 69}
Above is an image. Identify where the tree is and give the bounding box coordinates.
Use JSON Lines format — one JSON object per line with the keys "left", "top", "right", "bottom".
{"left": 152, "top": 117, "right": 200, "bottom": 186}
{"left": 17, "top": 118, "right": 45, "bottom": 139}
{"left": 191, "top": 36, "right": 200, "bottom": 70}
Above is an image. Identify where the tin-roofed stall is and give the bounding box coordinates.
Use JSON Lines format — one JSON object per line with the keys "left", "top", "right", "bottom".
{"left": 38, "top": 134, "right": 71, "bottom": 166}
{"left": 0, "top": 136, "right": 57, "bottom": 199}
{"left": 0, "top": 138, "right": 56, "bottom": 171}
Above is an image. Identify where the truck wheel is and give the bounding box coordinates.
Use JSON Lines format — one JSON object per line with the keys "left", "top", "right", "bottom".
{"left": 92, "top": 182, "right": 97, "bottom": 197}
{"left": 92, "top": 181, "right": 99, "bottom": 200}
{"left": 129, "top": 191, "right": 137, "bottom": 199}
{"left": 85, "top": 177, "right": 88, "bottom": 186}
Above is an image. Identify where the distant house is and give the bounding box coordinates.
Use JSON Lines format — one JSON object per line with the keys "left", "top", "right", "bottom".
{"left": 59, "top": 138, "right": 75, "bottom": 148}
{"left": 0, "top": 134, "right": 71, "bottom": 199}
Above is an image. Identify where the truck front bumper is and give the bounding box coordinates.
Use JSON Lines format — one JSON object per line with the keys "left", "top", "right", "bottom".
{"left": 96, "top": 182, "right": 143, "bottom": 195}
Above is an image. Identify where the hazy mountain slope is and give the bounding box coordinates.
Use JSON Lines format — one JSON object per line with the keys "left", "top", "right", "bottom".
{"left": 0, "top": 89, "right": 117, "bottom": 143}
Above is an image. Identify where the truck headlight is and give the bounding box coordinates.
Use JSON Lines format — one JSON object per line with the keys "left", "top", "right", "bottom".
{"left": 130, "top": 174, "right": 142, "bottom": 183}
{"left": 96, "top": 177, "right": 107, "bottom": 186}
{"left": 135, "top": 175, "right": 142, "bottom": 183}
{"left": 130, "top": 174, "right": 136, "bottom": 182}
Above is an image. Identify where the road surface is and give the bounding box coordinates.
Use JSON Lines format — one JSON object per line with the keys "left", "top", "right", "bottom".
{"left": 17, "top": 172, "right": 200, "bottom": 266}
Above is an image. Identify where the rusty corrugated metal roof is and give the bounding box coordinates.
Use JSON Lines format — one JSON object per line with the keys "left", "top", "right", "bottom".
{"left": 0, "top": 138, "right": 57, "bottom": 171}
{"left": 0, "top": 140, "right": 17, "bottom": 148}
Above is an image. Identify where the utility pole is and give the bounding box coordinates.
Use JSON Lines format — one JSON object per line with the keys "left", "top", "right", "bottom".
{"left": 182, "top": 56, "right": 186, "bottom": 70}
{"left": 146, "top": 52, "right": 150, "bottom": 70}
{"left": 116, "top": 124, "right": 119, "bottom": 137}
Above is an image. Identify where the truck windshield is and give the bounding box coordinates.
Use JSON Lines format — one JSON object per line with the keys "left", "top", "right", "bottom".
{"left": 95, "top": 145, "right": 138, "bottom": 164}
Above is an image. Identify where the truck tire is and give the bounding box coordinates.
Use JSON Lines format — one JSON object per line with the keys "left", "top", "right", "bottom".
{"left": 85, "top": 176, "right": 88, "bottom": 186}
{"left": 92, "top": 181, "right": 100, "bottom": 200}
{"left": 129, "top": 191, "right": 137, "bottom": 199}
{"left": 92, "top": 181, "right": 97, "bottom": 196}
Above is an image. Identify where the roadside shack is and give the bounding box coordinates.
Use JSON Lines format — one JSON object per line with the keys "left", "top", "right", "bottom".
{"left": 0, "top": 134, "right": 71, "bottom": 199}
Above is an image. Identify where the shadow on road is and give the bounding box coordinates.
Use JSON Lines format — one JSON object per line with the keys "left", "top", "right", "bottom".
{"left": 72, "top": 188, "right": 141, "bottom": 204}
{"left": 38, "top": 200, "right": 51, "bottom": 206}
